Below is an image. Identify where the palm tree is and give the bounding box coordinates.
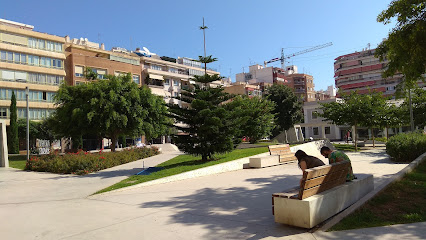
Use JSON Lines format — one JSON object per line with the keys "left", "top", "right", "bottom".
{"left": 198, "top": 55, "right": 217, "bottom": 75}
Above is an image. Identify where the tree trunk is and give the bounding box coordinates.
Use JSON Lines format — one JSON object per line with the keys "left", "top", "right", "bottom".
{"left": 354, "top": 125, "right": 358, "bottom": 152}
{"left": 111, "top": 135, "right": 117, "bottom": 152}
{"left": 386, "top": 126, "right": 389, "bottom": 140}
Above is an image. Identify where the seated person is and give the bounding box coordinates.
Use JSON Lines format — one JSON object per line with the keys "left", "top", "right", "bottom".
{"left": 295, "top": 150, "right": 325, "bottom": 185}
{"left": 320, "top": 146, "right": 355, "bottom": 181}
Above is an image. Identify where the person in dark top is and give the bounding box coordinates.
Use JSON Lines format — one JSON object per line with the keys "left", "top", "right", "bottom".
{"left": 295, "top": 150, "right": 325, "bottom": 171}
{"left": 295, "top": 150, "right": 325, "bottom": 185}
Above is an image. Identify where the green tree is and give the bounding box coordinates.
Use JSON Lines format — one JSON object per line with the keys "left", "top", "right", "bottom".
{"left": 224, "top": 95, "right": 276, "bottom": 143}
{"left": 50, "top": 73, "right": 169, "bottom": 151}
{"left": 375, "top": 0, "right": 426, "bottom": 87}
{"left": 359, "top": 91, "right": 388, "bottom": 147}
{"left": 319, "top": 91, "right": 371, "bottom": 151}
{"left": 264, "top": 84, "right": 303, "bottom": 137}
{"left": 169, "top": 81, "right": 237, "bottom": 161}
{"left": 7, "top": 91, "right": 19, "bottom": 153}
{"left": 401, "top": 88, "right": 426, "bottom": 128}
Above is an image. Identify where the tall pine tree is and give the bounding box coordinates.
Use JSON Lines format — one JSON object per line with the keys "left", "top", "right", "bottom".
{"left": 8, "top": 91, "right": 19, "bottom": 154}
{"left": 168, "top": 56, "right": 238, "bottom": 161}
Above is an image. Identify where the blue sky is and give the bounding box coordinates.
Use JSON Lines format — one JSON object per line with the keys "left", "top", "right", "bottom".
{"left": 1, "top": 0, "right": 394, "bottom": 90}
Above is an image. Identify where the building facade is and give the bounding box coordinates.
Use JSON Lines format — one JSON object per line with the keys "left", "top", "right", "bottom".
{"left": 140, "top": 54, "right": 220, "bottom": 107}
{"left": 235, "top": 64, "right": 316, "bottom": 102}
{"left": 223, "top": 81, "right": 262, "bottom": 97}
{"left": 334, "top": 48, "right": 426, "bottom": 96}
{"left": 64, "top": 37, "right": 141, "bottom": 87}
{"left": 0, "top": 19, "right": 65, "bottom": 123}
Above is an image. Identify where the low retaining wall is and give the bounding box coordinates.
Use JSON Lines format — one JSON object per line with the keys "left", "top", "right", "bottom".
{"left": 318, "top": 151, "right": 426, "bottom": 231}
{"left": 102, "top": 152, "right": 271, "bottom": 194}
{"left": 274, "top": 174, "right": 374, "bottom": 228}
{"left": 290, "top": 140, "right": 334, "bottom": 158}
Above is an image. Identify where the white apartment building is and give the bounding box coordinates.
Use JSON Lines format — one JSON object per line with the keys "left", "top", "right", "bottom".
{"left": 0, "top": 19, "right": 65, "bottom": 123}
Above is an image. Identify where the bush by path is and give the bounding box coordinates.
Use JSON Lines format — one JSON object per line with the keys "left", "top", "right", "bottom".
{"left": 386, "top": 132, "right": 426, "bottom": 162}
{"left": 25, "top": 147, "right": 159, "bottom": 175}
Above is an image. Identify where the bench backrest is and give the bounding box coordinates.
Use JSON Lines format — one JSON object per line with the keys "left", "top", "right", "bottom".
{"left": 268, "top": 144, "right": 297, "bottom": 163}
{"left": 298, "top": 161, "right": 350, "bottom": 199}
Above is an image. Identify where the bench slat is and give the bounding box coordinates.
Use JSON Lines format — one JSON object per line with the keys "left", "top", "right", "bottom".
{"left": 279, "top": 155, "right": 297, "bottom": 163}
{"left": 302, "top": 169, "right": 348, "bottom": 189}
{"left": 303, "top": 161, "right": 350, "bottom": 180}
{"left": 269, "top": 144, "right": 290, "bottom": 149}
{"left": 299, "top": 177, "right": 347, "bottom": 199}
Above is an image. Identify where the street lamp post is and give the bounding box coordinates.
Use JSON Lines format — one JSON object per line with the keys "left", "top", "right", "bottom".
{"left": 26, "top": 87, "right": 29, "bottom": 161}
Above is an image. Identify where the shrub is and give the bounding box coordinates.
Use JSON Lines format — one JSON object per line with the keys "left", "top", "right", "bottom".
{"left": 374, "top": 137, "right": 388, "bottom": 143}
{"left": 386, "top": 132, "right": 426, "bottom": 162}
{"left": 25, "top": 147, "right": 159, "bottom": 175}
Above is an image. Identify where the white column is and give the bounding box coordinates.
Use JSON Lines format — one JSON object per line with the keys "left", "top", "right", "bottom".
{"left": 0, "top": 120, "right": 9, "bottom": 167}
{"left": 320, "top": 126, "right": 326, "bottom": 139}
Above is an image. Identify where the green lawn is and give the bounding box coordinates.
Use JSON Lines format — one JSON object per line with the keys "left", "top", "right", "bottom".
{"left": 329, "top": 158, "right": 426, "bottom": 231}
{"left": 333, "top": 144, "right": 360, "bottom": 152}
{"left": 96, "top": 147, "right": 269, "bottom": 194}
{"left": 8, "top": 155, "right": 27, "bottom": 170}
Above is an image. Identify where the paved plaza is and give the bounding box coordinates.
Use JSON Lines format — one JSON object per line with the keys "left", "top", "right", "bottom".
{"left": 0, "top": 146, "right": 424, "bottom": 240}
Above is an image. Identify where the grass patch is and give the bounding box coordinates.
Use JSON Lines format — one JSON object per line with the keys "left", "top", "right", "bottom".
{"left": 8, "top": 155, "right": 27, "bottom": 170}
{"left": 332, "top": 143, "right": 368, "bottom": 152}
{"left": 96, "top": 147, "right": 269, "bottom": 194}
{"left": 329, "top": 158, "right": 426, "bottom": 231}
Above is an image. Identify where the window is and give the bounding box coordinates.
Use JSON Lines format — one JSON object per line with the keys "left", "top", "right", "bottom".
{"left": 14, "top": 53, "right": 20, "bottom": 63}
{"left": 151, "top": 65, "right": 162, "bottom": 71}
{"left": 325, "top": 127, "right": 330, "bottom": 135}
{"left": 43, "top": 92, "right": 47, "bottom": 101}
{"left": 0, "top": 51, "right": 6, "bottom": 60}
{"left": 312, "top": 111, "right": 318, "bottom": 119}
{"left": 7, "top": 52, "right": 13, "bottom": 61}
{"left": 313, "top": 127, "right": 319, "bottom": 135}
{"left": 21, "top": 54, "right": 26, "bottom": 64}
{"left": 132, "top": 75, "right": 140, "bottom": 84}
{"left": 0, "top": 108, "right": 7, "bottom": 118}
{"left": 164, "top": 79, "right": 170, "bottom": 85}
{"left": 169, "top": 67, "right": 177, "bottom": 73}
{"left": 173, "top": 80, "right": 179, "bottom": 86}
{"left": 94, "top": 69, "right": 107, "bottom": 79}
{"left": 75, "top": 66, "right": 84, "bottom": 77}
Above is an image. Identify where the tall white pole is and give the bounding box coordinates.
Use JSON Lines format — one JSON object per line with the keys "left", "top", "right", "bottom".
{"left": 26, "top": 87, "right": 29, "bottom": 161}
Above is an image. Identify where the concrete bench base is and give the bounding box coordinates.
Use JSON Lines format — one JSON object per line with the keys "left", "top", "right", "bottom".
{"left": 249, "top": 155, "right": 281, "bottom": 168}
{"left": 273, "top": 174, "right": 374, "bottom": 228}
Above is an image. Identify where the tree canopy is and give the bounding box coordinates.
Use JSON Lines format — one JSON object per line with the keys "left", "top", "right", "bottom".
{"left": 375, "top": 0, "right": 426, "bottom": 87}
{"left": 319, "top": 91, "right": 372, "bottom": 151}
{"left": 264, "top": 84, "right": 303, "bottom": 137}
{"left": 49, "top": 73, "right": 169, "bottom": 151}
{"left": 224, "top": 95, "right": 275, "bottom": 144}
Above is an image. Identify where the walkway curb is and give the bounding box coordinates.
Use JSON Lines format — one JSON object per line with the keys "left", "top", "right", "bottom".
{"left": 96, "top": 151, "right": 271, "bottom": 196}
{"left": 315, "top": 151, "right": 426, "bottom": 232}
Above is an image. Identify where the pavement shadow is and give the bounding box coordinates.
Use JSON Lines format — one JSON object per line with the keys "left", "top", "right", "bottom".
{"left": 140, "top": 174, "right": 309, "bottom": 239}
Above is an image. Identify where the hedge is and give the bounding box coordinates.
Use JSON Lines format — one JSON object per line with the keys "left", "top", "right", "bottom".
{"left": 386, "top": 132, "right": 426, "bottom": 162}
{"left": 25, "top": 147, "right": 159, "bottom": 175}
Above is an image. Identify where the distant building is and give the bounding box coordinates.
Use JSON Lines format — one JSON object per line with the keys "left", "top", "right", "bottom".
{"left": 223, "top": 81, "right": 262, "bottom": 97}
{"left": 334, "top": 48, "right": 425, "bottom": 97}
{"left": 64, "top": 37, "right": 141, "bottom": 87}
{"left": 235, "top": 64, "right": 315, "bottom": 102}
{"left": 0, "top": 18, "right": 65, "bottom": 123}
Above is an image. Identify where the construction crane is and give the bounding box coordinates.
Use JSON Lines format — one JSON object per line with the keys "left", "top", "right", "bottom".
{"left": 264, "top": 42, "right": 333, "bottom": 69}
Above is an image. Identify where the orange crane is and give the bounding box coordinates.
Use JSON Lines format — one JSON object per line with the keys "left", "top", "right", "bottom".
{"left": 264, "top": 42, "right": 333, "bottom": 69}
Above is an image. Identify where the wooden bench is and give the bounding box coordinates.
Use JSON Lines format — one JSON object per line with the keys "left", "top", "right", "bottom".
{"left": 272, "top": 161, "right": 374, "bottom": 228}
{"left": 268, "top": 144, "right": 297, "bottom": 163}
{"left": 273, "top": 161, "right": 350, "bottom": 200}
{"left": 249, "top": 144, "right": 296, "bottom": 168}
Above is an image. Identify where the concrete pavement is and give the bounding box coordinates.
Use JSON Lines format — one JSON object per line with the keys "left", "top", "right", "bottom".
{"left": 0, "top": 147, "right": 423, "bottom": 239}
